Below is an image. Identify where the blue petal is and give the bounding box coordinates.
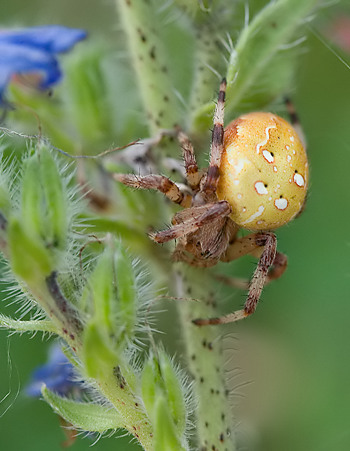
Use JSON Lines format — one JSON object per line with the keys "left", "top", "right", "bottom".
{"left": 0, "top": 25, "right": 86, "bottom": 102}
{"left": 25, "top": 344, "right": 80, "bottom": 398}
{"left": 0, "top": 25, "right": 87, "bottom": 53}
{"left": 0, "top": 42, "right": 62, "bottom": 91}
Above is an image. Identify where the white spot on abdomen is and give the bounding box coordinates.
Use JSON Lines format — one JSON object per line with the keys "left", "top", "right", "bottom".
{"left": 234, "top": 159, "right": 245, "bottom": 174}
{"left": 254, "top": 181, "right": 268, "bottom": 195}
{"left": 228, "top": 173, "right": 239, "bottom": 185}
{"left": 262, "top": 150, "right": 274, "bottom": 163}
{"left": 228, "top": 156, "right": 251, "bottom": 175}
{"left": 293, "top": 173, "right": 305, "bottom": 186}
{"left": 241, "top": 205, "right": 265, "bottom": 224}
{"left": 256, "top": 124, "right": 277, "bottom": 154}
{"left": 275, "top": 198, "right": 288, "bottom": 210}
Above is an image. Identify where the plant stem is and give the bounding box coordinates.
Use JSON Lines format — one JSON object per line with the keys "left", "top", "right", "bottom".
{"left": 95, "top": 363, "right": 154, "bottom": 450}
{"left": 174, "top": 265, "right": 236, "bottom": 451}
{"left": 116, "top": 0, "right": 181, "bottom": 136}
{"left": 189, "top": 20, "right": 226, "bottom": 131}
{"left": 29, "top": 281, "right": 83, "bottom": 351}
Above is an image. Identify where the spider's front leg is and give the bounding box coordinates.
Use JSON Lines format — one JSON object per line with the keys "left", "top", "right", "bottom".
{"left": 149, "top": 200, "right": 231, "bottom": 243}
{"left": 193, "top": 232, "right": 287, "bottom": 325}
{"left": 114, "top": 173, "right": 192, "bottom": 207}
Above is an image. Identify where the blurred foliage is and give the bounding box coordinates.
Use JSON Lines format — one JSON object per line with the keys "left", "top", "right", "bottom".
{"left": 0, "top": 0, "right": 350, "bottom": 450}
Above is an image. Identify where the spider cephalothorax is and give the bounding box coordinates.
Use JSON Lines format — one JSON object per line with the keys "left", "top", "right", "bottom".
{"left": 115, "top": 79, "right": 308, "bottom": 325}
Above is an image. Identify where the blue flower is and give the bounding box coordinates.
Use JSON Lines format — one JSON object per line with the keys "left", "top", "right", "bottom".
{"left": 26, "top": 344, "right": 82, "bottom": 397}
{"left": 0, "top": 25, "right": 87, "bottom": 102}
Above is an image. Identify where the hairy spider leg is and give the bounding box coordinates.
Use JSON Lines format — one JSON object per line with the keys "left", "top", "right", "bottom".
{"left": 203, "top": 78, "right": 227, "bottom": 197}
{"left": 114, "top": 173, "right": 192, "bottom": 207}
{"left": 176, "top": 128, "right": 201, "bottom": 191}
{"left": 222, "top": 234, "right": 288, "bottom": 282}
{"left": 215, "top": 251, "right": 287, "bottom": 289}
{"left": 149, "top": 200, "right": 231, "bottom": 243}
{"left": 193, "top": 232, "right": 287, "bottom": 325}
{"left": 215, "top": 248, "right": 287, "bottom": 289}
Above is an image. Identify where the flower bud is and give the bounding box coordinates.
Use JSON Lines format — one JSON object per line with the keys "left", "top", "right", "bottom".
{"left": 8, "top": 217, "right": 52, "bottom": 283}
{"left": 141, "top": 351, "right": 187, "bottom": 445}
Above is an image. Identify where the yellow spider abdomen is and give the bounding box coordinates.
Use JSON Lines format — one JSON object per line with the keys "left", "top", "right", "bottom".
{"left": 217, "top": 112, "right": 308, "bottom": 230}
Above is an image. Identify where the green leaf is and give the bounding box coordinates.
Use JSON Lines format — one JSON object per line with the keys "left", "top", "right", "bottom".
{"left": 80, "top": 239, "right": 138, "bottom": 345}
{"left": 82, "top": 245, "right": 115, "bottom": 333}
{"left": 192, "top": 0, "right": 318, "bottom": 130}
{"left": 20, "top": 146, "right": 68, "bottom": 249}
{"left": 226, "top": 0, "right": 317, "bottom": 112}
{"left": 154, "top": 397, "right": 187, "bottom": 451}
{"left": 64, "top": 45, "right": 115, "bottom": 148}
{"left": 141, "top": 351, "right": 186, "bottom": 436}
{"left": 84, "top": 217, "right": 150, "bottom": 254}
{"left": 141, "top": 355, "right": 163, "bottom": 420}
{"left": 42, "top": 385, "right": 125, "bottom": 432}
{"left": 114, "top": 241, "right": 137, "bottom": 344}
{"left": 159, "top": 352, "right": 186, "bottom": 435}
{"left": 21, "top": 153, "right": 43, "bottom": 240}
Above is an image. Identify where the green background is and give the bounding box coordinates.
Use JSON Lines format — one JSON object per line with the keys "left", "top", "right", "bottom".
{"left": 1, "top": 1, "right": 350, "bottom": 450}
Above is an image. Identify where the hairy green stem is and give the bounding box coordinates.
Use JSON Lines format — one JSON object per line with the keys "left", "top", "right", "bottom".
{"left": 116, "top": 0, "right": 181, "bottom": 135}
{"left": 28, "top": 281, "right": 83, "bottom": 351}
{"left": 95, "top": 363, "right": 154, "bottom": 450}
{"left": 0, "top": 315, "right": 58, "bottom": 334}
{"left": 174, "top": 265, "right": 236, "bottom": 451}
{"left": 3, "top": 238, "right": 82, "bottom": 349}
{"left": 189, "top": 22, "right": 225, "bottom": 122}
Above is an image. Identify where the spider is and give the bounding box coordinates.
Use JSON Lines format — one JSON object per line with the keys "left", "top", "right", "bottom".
{"left": 114, "top": 79, "right": 309, "bottom": 325}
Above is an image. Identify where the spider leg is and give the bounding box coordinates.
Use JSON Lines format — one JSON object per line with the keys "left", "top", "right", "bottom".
{"left": 222, "top": 234, "right": 288, "bottom": 281}
{"left": 150, "top": 200, "right": 231, "bottom": 243}
{"left": 193, "top": 232, "right": 287, "bottom": 325}
{"left": 175, "top": 127, "right": 201, "bottom": 191}
{"left": 114, "top": 173, "right": 192, "bottom": 207}
{"left": 203, "top": 78, "right": 226, "bottom": 196}
{"left": 215, "top": 250, "right": 287, "bottom": 289}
